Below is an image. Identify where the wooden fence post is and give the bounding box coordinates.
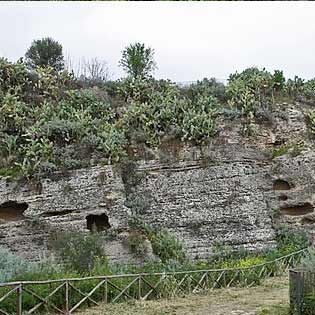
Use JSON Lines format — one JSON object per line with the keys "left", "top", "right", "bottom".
{"left": 104, "top": 278, "right": 108, "bottom": 304}
{"left": 138, "top": 276, "right": 142, "bottom": 300}
{"left": 17, "top": 283, "right": 22, "bottom": 315}
{"left": 65, "top": 281, "right": 69, "bottom": 315}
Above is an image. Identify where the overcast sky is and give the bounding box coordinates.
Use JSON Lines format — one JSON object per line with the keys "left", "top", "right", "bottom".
{"left": 1, "top": 1, "right": 315, "bottom": 82}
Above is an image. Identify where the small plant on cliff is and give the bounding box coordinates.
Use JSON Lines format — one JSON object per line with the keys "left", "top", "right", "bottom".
{"left": 271, "top": 142, "right": 304, "bottom": 159}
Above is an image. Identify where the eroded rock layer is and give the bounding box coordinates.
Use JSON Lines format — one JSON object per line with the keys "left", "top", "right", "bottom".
{"left": 1, "top": 103, "right": 314, "bottom": 262}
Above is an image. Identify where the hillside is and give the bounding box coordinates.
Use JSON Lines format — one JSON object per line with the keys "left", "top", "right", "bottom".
{"left": 0, "top": 62, "right": 315, "bottom": 264}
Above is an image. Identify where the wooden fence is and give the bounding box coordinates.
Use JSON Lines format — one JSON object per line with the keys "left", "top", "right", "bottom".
{"left": 0, "top": 248, "right": 308, "bottom": 315}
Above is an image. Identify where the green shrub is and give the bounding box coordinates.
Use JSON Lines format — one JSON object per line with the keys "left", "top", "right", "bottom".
{"left": 0, "top": 58, "right": 31, "bottom": 101}
{"left": 65, "top": 89, "right": 114, "bottom": 119}
{"left": 299, "top": 247, "right": 315, "bottom": 271}
{"left": 286, "top": 76, "right": 315, "bottom": 103}
{"left": 121, "top": 82, "right": 217, "bottom": 145}
{"left": 0, "top": 246, "right": 32, "bottom": 282}
{"left": 275, "top": 225, "right": 309, "bottom": 255}
{"left": 286, "top": 76, "right": 304, "bottom": 98}
{"left": 0, "top": 92, "right": 29, "bottom": 134}
{"left": 50, "top": 230, "right": 107, "bottom": 274}
{"left": 142, "top": 224, "right": 186, "bottom": 263}
{"left": 126, "top": 231, "right": 148, "bottom": 257}
{"left": 97, "top": 122, "right": 127, "bottom": 162}
{"left": 272, "top": 70, "right": 286, "bottom": 92}
{"left": 128, "top": 219, "right": 186, "bottom": 264}
{"left": 306, "top": 110, "right": 315, "bottom": 136}
{"left": 34, "top": 66, "right": 74, "bottom": 101}
{"left": 227, "top": 67, "right": 274, "bottom": 115}
{"left": 184, "top": 77, "right": 226, "bottom": 102}
{"left": 119, "top": 76, "right": 154, "bottom": 103}
{"left": 16, "top": 135, "right": 53, "bottom": 178}
{"left": 303, "top": 79, "right": 315, "bottom": 101}
{"left": 272, "top": 143, "right": 304, "bottom": 159}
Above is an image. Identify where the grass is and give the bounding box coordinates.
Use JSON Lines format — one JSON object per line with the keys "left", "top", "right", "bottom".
{"left": 271, "top": 142, "right": 304, "bottom": 159}
{"left": 0, "top": 166, "right": 21, "bottom": 179}
{"left": 260, "top": 305, "right": 290, "bottom": 315}
{"left": 76, "top": 276, "right": 290, "bottom": 315}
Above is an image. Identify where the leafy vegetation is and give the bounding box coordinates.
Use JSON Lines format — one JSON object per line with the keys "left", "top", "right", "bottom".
{"left": 119, "top": 42, "right": 157, "bottom": 79}
{"left": 226, "top": 67, "right": 284, "bottom": 115}
{"left": 0, "top": 222, "right": 308, "bottom": 313}
{"left": 271, "top": 142, "right": 304, "bottom": 159}
{"left": 2, "top": 39, "right": 315, "bottom": 180}
{"left": 275, "top": 225, "right": 309, "bottom": 255}
{"left": 128, "top": 219, "right": 186, "bottom": 263}
{"left": 25, "top": 37, "right": 64, "bottom": 71}
{"left": 50, "top": 230, "right": 107, "bottom": 273}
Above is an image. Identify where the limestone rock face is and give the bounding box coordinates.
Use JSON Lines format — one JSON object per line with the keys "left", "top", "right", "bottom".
{"left": 0, "top": 103, "right": 314, "bottom": 263}
{"left": 0, "top": 166, "right": 131, "bottom": 261}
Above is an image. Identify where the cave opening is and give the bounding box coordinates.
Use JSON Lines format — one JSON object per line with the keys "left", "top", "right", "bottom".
{"left": 279, "top": 195, "right": 288, "bottom": 201}
{"left": 86, "top": 213, "right": 111, "bottom": 232}
{"left": 280, "top": 203, "right": 314, "bottom": 216}
{"left": 273, "top": 179, "right": 291, "bottom": 191}
{"left": 0, "top": 201, "right": 28, "bottom": 222}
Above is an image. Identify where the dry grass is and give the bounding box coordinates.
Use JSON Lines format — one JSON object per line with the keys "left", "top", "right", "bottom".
{"left": 77, "top": 276, "right": 290, "bottom": 315}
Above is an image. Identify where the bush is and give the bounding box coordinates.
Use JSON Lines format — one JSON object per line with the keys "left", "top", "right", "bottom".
{"left": 184, "top": 77, "right": 226, "bottom": 102}
{"left": 50, "top": 230, "right": 107, "bottom": 273}
{"left": 0, "top": 92, "right": 29, "bottom": 134}
{"left": 286, "top": 76, "right": 315, "bottom": 103}
{"left": 302, "top": 79, "right": 315, "bottom": 101}
{"left": 141, "top": 224, "right": 186, "bottom": 263}
{"left": 121, "top": 81, "right": 217, "bottom": 145}
{"left": 97, "top": 122, "right": 127, "bottom": 162}
{"left": 299, "top": 246, "right": 315, "bottom": 271}
{"left": 119, "top": 76, "right": 154, "bottom": 103}
{"left": 286, "top": 76, "right": 304, "bottom": 98}
{"left": 306, "top": 110, "right": 315, "bottom": 136}
{"left": 126, "top": 231, "right": 148, "bottom": 257}
{"left": 3, "top": 57, "right": 313, "bottom": 178}
{"left": 0, "top": 58, "right": 31, "bottom": 101}
{"left": 16, "top": 135, "right": 53, "bottom": 178}
{"left": 227, "top": 67, "right": 281, "bottom": 115}
{"left": 0, "top": 246, "right": 31, "bottom": 282}
{"left": 275, "top": 225, "right": 309, "bottom": 255}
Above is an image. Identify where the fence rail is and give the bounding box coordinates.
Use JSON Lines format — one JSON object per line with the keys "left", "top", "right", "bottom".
{"left": 0, "top": 248, "right": 309, "bottom": 315}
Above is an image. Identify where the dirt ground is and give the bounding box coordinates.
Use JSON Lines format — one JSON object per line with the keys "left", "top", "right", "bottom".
{"left": 78, "top": 276, "right": 290, "bottom": 315}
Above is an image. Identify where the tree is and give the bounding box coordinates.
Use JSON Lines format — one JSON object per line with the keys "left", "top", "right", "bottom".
{"left": 119, "top": 42, "right": 157, "bottom": 79}
{"left": 25, "top": 37, "right": 64, "bottom": 71}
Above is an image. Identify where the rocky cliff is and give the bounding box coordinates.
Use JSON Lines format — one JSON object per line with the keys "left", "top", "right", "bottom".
{"left": 1, "top": 102, "right": 314, "bottom": 263}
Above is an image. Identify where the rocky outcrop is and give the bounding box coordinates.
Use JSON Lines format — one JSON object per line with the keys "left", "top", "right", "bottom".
{"left": 0, "top": 102, "right": 314, "bottom": 263}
